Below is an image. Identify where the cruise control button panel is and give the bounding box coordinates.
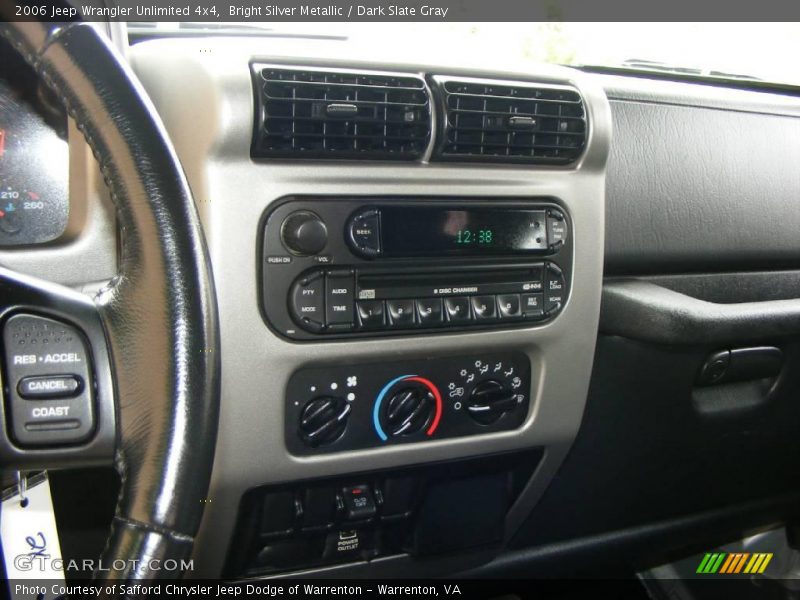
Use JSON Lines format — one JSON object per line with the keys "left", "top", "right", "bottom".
{"left": 2, "top": 314, "right": 95, "bottom": 447}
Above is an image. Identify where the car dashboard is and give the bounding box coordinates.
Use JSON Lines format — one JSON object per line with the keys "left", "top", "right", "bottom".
{"left": 3, "top": 27, "right": 800, "bottom": 583}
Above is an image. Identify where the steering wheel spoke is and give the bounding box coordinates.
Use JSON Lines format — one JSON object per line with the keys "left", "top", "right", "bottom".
{"left": 0, "top": 265, "right": 116, "bottom": 469}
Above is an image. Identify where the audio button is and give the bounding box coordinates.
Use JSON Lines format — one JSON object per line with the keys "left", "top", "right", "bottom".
{"left": 326, "top": 271, "right": 355, "bottom": 325}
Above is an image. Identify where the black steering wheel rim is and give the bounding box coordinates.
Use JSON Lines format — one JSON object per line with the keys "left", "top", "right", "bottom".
{"left": 0, "top": 18, "right": 220, "bottom": 581}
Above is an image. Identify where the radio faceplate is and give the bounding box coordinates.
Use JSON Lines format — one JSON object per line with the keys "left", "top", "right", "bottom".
{"left": 260, "top": 197, "right": 573, "bottom": 341}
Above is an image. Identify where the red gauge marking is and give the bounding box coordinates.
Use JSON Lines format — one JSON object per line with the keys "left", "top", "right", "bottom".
{"left": 0, "top": 130, "right": 5, "bottom": 157}
{"left": 27, "top": 192, "right": 39, "bottom": 200}
{"left": 0, "top": 211, "right": 5, "bottom": 218}
{"left": 404, "top": 376, "right": 443, "bottom": 436}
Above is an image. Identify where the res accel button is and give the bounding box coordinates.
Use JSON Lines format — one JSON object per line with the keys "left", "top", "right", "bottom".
{"left": 18, "top": 375, "right": 81, "bottom": 399}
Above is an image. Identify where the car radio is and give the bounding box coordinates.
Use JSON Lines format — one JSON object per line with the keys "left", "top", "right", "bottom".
{"left": 260, "top": 197, "right": 572, "bottom": 340}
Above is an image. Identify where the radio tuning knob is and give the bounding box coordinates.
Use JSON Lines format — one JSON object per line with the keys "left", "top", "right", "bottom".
{"left": 281, "top": 211, "right": 328, "bottom": 256}
{"left": 298, "top": 396, "right": 350, "bottom": 447}
{"left": 467, "top": 379, "right": 517, "bottom": 425}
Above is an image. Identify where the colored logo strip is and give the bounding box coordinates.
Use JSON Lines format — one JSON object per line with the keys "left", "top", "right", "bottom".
{"left": 697, "top": 552, "right": 773, "bottom": 574}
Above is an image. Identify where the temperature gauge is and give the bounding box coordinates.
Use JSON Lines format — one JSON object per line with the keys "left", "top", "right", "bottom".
{"left": 0, "top": 78, "right": 70, "bottom": 247}
{"left": 0, "top": 183, "right": 49, "bottom": 239}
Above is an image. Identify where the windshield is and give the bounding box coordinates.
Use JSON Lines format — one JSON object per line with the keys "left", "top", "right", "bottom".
{"left": 136, "top": 22, "right": 800, "bottom": 88}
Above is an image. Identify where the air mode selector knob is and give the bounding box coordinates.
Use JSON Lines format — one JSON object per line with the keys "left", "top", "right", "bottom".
{"left": 467, "top": 379, "right": 517, "bottom": 425}
{"left": 298, "top": 396, "right": 350, "bottom": 447}
{"left": 281, "top": 210, "right": 328, "bottom": 256}
{"left": 382, "top": 385, "right": 436, "bottom": 437}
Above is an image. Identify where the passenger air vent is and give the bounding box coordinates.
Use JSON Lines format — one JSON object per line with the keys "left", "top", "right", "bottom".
{"left": 433, "top": 77, "right": 586, "bottom": 164}
{"left": 252, "top": 67, "right": 431, "bottom": 160}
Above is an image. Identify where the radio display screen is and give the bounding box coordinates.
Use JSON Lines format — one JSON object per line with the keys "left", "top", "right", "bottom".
{"left": 379, "top": 207, "right": 549, "bottom": 256}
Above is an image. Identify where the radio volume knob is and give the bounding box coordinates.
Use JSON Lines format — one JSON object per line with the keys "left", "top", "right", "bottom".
{"left": 281, "top": 211, "right": 328, "bottom": 256}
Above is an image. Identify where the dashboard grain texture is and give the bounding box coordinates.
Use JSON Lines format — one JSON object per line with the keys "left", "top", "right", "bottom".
{"left": 604, "top": 87, "right": 800, "bottom": 275}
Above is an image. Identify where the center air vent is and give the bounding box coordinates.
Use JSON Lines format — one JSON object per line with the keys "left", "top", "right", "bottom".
{"left": 432, "top": 77, "right": 586, "bottom": 164}
{"left": 252, "top": 67, "right": 431, "bottom": 160}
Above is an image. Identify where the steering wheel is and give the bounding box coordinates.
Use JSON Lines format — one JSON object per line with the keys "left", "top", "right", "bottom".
{"left": 0, "top": 19, "right": 220, "bottom": 581}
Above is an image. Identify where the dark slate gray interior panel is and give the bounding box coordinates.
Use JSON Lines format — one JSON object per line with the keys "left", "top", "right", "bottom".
{"left": 604, "top": 92, "right": 800, "bottom": 275}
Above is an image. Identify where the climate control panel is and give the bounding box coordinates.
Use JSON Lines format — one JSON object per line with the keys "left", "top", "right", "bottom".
{"left": 285, "top": 352, "right": 530, "bottom": 455}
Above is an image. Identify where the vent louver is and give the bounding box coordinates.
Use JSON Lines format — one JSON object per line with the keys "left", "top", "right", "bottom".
{"left": 434, "top": 77, "right": 587, "bottom": 164}
{"left": 252, "top": 67, "right": 431, "bottom": 160}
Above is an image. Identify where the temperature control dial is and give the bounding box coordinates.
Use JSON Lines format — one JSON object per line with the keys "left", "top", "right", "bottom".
{"left": 383, "top": 385, "right": 436, "bottom": 437}
{"left": 373, "top": 375, "right": 442, "bottom": 442}
{"left": 298, "top": 396, "right": 350, "bottom": 447}
{"left": 467, "top": 379, "right": 518, "bottom": 425}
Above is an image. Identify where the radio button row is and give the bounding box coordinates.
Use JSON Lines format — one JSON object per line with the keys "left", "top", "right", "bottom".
{"left": 291, "top": 263, "right": 564, "bottom": 333}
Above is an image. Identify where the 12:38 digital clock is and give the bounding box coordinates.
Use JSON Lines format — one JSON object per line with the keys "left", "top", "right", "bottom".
{"left": 455, "top": 229, "right": 494, "bottom": 245}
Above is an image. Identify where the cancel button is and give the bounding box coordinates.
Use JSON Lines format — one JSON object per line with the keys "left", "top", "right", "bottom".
{"left": 18, "top": 375, "right": 82, "bottom": 399}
